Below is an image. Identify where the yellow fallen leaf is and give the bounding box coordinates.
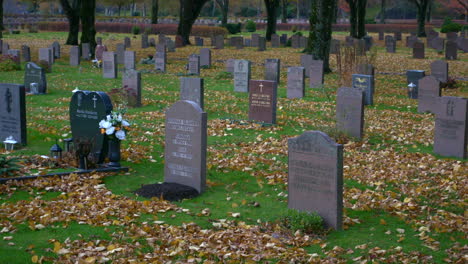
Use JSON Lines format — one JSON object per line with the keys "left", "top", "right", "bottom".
{"left": 31, "top": 256, "right": 38, "bottom": 263}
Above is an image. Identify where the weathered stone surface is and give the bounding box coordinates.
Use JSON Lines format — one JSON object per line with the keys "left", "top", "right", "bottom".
{"left": 258, "top": 37, "right": 266, "bottom": 51}
{"left": 188, "top": 54, "right": 200, "bottom": 75}
{"left": 51, "top": 41, "right": 60, "bottom": 59}
{"left": 265, "top": 59, "right": 280, "bottom": 84}
{"left": 248, "top": 80, "right": 277, "bottom": 124}
{"left": 24, "top": 62, "right": 46, "bottom": 94}
{"left": 385, "top": 35, "right": 396, "bottom": 53}
{"left": 417, "top": 76, "right": 441, "bottom": 114}
{"left": 287, "top": 67, "right": 305, "bottom": 99}
{"left": 288, "top": 131, "right": 343, "bottom": 230}
{"left": 352, "top": 74, "right": 374, "bottom": 105}
{"left": 300, "top": 54, "right": 313, "bottom": 78}
{"left": 155, "top": 49, "right": 166, "bottom": 72}
{"left": 116, "top": 43, "right": 126, "bottom": 64}
{"left": 430, "top": 37, "right": 444, "bottom": 52}
{"left": 95, "top": 45, "right": 107, "bottom": 61}
{"left": 82, "top": 43, "right": 90, "bottom": 60}
{"left": 141, "top": 34, "right": 149, "bottom": 48}
{"left": 336, "top": 87, "right": 364, "bottom": 139}
{"left": 164, "top": 100, "right": 207, "bottom": 193}
{"left": 407, "top": 70, "right": 425, "bottom": 99}
{"left": 180, "top": 77, "right": 204, "bottom": 109}
{"left": 445, "top": 41, "right": 458, "bottom": 60}
{"left": 102, "top": 52, "right": 117, "bottom": 79}
{"left": 225, "top": 59, "right": 234, "bottom": 73}
{"left": 200, "top": 48, "right": 211, "bottom": 67}
{"left": 38, "top": 48, "right": 53, "bottom": 67}
{"left": 124, "top": 50, "right": 136, "bottom": 70}
{"left": 70, "top": 46, "right": 80, "bottom": 66}
{"left": 309, "top": 60, "right": 324, "bottom": 88}
{"left": 251, "top": 34, "right": 260, "bottom": 47}
{"left": 0, "top": 83, "right": 26, "bottom": 145}
{"left": 413, "top": 41, "right": 425, "bottom": 59}
{"left": 430, "top": 60, "right": 448, "bottom": 84}
{"left": 215, "top": 35, "right": 224, "bottom": 49}
{"left": 123, "top": 69, "right": 141, "bottom": 108}
{"left": 271, "top": 34, "right": 280, "bottom": 48}
{"left": 234, "top": 59, "right": 251, "bottom": 93}
{"left": 21, "top": 45, "right": 30, "bottom": 62}
{"left": 124, "top": 37, "right": 131, "bottom": 48}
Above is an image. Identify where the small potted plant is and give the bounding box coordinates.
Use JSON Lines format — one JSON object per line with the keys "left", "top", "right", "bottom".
{"left": 99, "top": 110, "right": 130, "bottom": 167}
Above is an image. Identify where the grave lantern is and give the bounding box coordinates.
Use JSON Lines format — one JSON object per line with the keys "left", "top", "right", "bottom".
{"left": 30, "top": 82, "right": 38, "bottom": 94}
{"left": 3, "top": 136, "right": 17, "bottom": 151}
{"left": 50, "top": 140, "right": 63, "bottom": 161}
{"left": 407, "top": 82, "right": 416, "bottom": 93}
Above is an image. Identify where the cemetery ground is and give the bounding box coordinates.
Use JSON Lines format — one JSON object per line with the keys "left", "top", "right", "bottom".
{"left": 0, "top": 31, "right": 467, "bottom": 263}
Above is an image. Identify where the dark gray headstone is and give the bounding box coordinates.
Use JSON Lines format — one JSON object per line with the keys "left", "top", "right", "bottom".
{"left": 413, "top": 41, "right": 425, "bottom": 59}
{"left": 248, "top": 80, "right": 277, "bottom": 124}
{"left": 271, "top": 34, "right": 280, "bottom": 48}
{"left": 363, "top": 35, "right": 373, "bottom": 51}
{"left": 164, "top": 100, "right": 207, "bottom": 193}
{"left": 70, "top": 46, "right": 80, "bottom": 66}
{"left": 124, "top": 50, "right": 136, "bottom": 70}
{"left": 446, "top": 32, "right": 458, "bottom": 42}
{"left": 200, "top": 48, "right": 211, "bottom": 67}
{"left": 69, "top": 90, "right": 113, "bottom": 163}
{"left": 116, "top": 43, "right": 126, "bottom": 64}
{"left": 309, "top": 60, "right": 324, "bottom": 88}
{"left": 434, "top": 97, "right": 467, "bottom": 159}
{"left": 51, "top": 41, "right": 60, "bottom": 59}
{"left": 417, "top": 76, "right": 441, "bottom": 114}
{"left": 215, "top": 35, "right": 224, "bottom": 49}
{"left": 24, "top": 62, "right": 46, "bottom": 94}
{"left": 21, "top": 45, "right": 30, "bottom": 62}
{"left": 251, "top": 34, "right": 260, "bottom": 47}
{"left": 124, "top": 37, "right": 131, "bottom": 48}
{"left": 155, "top": 49, "right": 166, "bottom": 72}
{"left": 188, "top": 54, "right": 200, "bottom": 76}
{"left": 385, "top": 35, "right": 396, "bottom": 53}
{"left": 280, "top": 34, "right": 288, "bottom": 45}
{"left": 430, "top": 37, "right": 444, "bottom": 52}
{"left": 95, "top": 45, "right": 107, "bottom": 61}
{"left": 300, "top": 54, "right": 313, "bottom": 78}
{"left": 226, "top": 59, "right": 234, "bottom": 74}
{"left": 141, "top": 34, "right": 149, "bottom": 48}
{"left": 82, "top": 43, "right": 90, "bottom": 60}
{"left": 458, "top": 38, "right": 468, "bottom": 52}
{"left": 406, "top": 70, "right": 425, "bottom": 99}
{"left": 123, "top": 69, "right": 141, "bottom": 108}
{"left": 336, "top": 87, "right": 364, "bottom": 139}
{"left": 265, "top": 58, "right": 280, "bottom": 83}
{"left": 356, "top": 63, "right": 375, "bottom": 76}
{"left": 0, "top": 83, "right": 26, "bottom": 145}
{"left": 288, "top": 131, "right": 343, "bottom": 230}
{"left": 39, "top": 48, "right": 53, "bottom": 67}
{"left": 430, "top": 60, "right": 448, "bottom": 84}
{"left": 234, "top": 59, "right": 251, "bottom": 93}
{"left": 287, "top": 67, "right": 305, "bottom": 99}
{"left": 195, "top": 37, "right": 204, "bottom": 46}
{"left": 258, "top": 37, "right": 266, "bottom": 51}
{"left": 352, "top": 74, "right": 374, "bottom": 106}
{"left": 445, "top": 41, "right": 458, "bottom": 60}
{"left": 180, "top": 77, "right": 204, "bottom": 109}
{"left": 299, "top": 36, "right": 307, "bottom": 48}
{"left": 330, "top": 39, "right": 340, "bottom": 54}
{"left": 97, "top": 37, "right": 102, "bottom": 46}
{"left": 394, "top": 32, "right": 402, "bottom": 41}
{"left": 102, "top": 51, "right": 117, "bottom": 79}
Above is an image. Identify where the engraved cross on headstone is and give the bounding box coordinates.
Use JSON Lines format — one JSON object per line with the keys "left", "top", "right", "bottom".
{"left": 259, "top": 83, "right": 264, "bottom": 93}
{"left": 447, "top": 99, "right": 455, "bottom": 116}
{"left": 92, "top": 95, "right": 98, "bottom": 108}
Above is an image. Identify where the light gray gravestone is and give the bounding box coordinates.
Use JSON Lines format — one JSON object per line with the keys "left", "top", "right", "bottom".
{"left": 309, "top": 60, "right": 324, "bottom": 88}
{"left": 164, "top": 100, "right": 207, "bottom": 193}
{"left": 123, "top": 69, "right": 141, "bottom": 107}
{"left": 116, "top": 43, "right": 126, "bottom": 64}
{"left": 155, "top": 47, "right": 166, "bottom": 72}
{"left": 248, "top": 80, "right": 277, "bottom": 124}
{"left": 300, "top": 54, "right": 313, "bottom": 78}
{"left": 336, "top": 87, "right": 365, "bottom": 139}
{"left": 430, "top": 60, "right": 448, "bottom": 84}
{"left": 352, "top": 74, "right": 374, "bottom": 106}
{"left": 24, "top": 62, "right": 47, "bottom": 94}
{"left": 288, "top": 131, "right": 343, "bottom": 230}
{"left": 102, "top": 51, "right": 117, "bottom": 79}
{"left": 82, "top": 43, "right": 90, "bottom": 60}
{"left": 38, "top": 48, "right": 53, "bottom": 68}
{"left": 70, "top": 46, "right": 80, "bottom": 66}
{"left": 95, "top": 45, "right": 107, "bottom": 61}
{"left": 188, "top": 54, "right": 200, "bottom": 75}
{"left": 265, "top": 58, "right": 280, "bottom": 84}
{"left": 180, "top": 77, "right": 204, "bottom": 109}
{"left": 287, "top": 67, "right": 305, "bottom": 99}
{"left": 234, "top": 59, "right": 251, "bottom": 93}
{"left": 124, "top": 50, "right": 136, "bottom": 70}
{"left": 200, "top": 48, "right": 211, "bottom": 68}
{"left": 417, "top": 76, "right": 441, "bottom": 114}
{"left": 407, "top": 70, "right": 425, "bottom": 99}
{"left": 0, "top": 83, "right": 26, "bottom": 145}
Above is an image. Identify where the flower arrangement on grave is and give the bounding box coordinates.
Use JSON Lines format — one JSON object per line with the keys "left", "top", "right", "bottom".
{"left": 92, "top": 59, "right": 102, "bottom": 68}
{"left": 99, "top": 110, "right": 130, "bottom": 141}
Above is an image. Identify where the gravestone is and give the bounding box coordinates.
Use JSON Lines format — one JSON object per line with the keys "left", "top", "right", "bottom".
{"left": 234, "top": 59, "right": 251, "bottom": 93}
{"left": 434, "top": 97, "right": 467, "bottom": 159}
{"left": 1, "top": 42, "right": 9, "bottom": 54}
{"left": 280, "top": 34, "right": 288, "bottom": 46}
{"left": 226, "top": 59, "right": 235, "bottom": 74}
{"left": 300, "top": 54, "right": 313, "bottom": 78}
{"left": 164, "top": 100, "right": 207, "bottom": 193}
{"left": 417, "top": 76, "right": 441, "bottom": 114}
{"left": 430, "top": 60, "right": 448, "bottom": 84}
{"left": 24, "top": 62, "right": 46, "bottom": 94}
{"left": 336, "top": 87, "right": 364, "bottom": 139}
{"left": 271, "top": 34, "right": 280, "bottom": 48}
{"left": 166, "top": 39, "right": 176, "bottom": 52}
{"left": 309, "top": 60, "right": 324, "bottom": 88}
{"left": 21, "top": 45, "right": 30, "bottom": 62}
{"left": 124, "top": 37, "right": 131, "bottom": 48}
{"left": 458, "top": 38, "right": 468, "bottom": 52}
{"left": 430, "top": 37, "right": 444, "bottom": 52}
{"left": 413, "top": 41, "right": 425, "bottom": 59}
{"left": 446, "top": 32, "right": 458, "bottom": 42}
{"left": 0, "top": 40, "right": 3, "bottom": 54}
{"left": 287, "top": 67, "right": 305, "bottom": 99}
{"left": 97, "top": 37, "right": 102, "bottom": 46}
{"left": 215, "top": 35, "right": 224, "bottom": 49}
{"left": 248, "top": 80, "right": 277, "bottom": 124}
{"left": 265, "top": 59, "right": 280, "bottom": 84}
{"left": 123, "top": 69, "right": 141, "bottom": 107}
{"left": 385, "top": 35, "right": 396, "bottom": 53}
{"left": 195, "top": 37, "right": 204, "bottom": 46}
{"left": 0, "top": 83, "right": 26, "bottom": 145}
{"left": 258, "top": 37, "right": 266, "bottom": 51}
{"left": 188, "top": 54, "right": 200, "bottom": 75}
{"left": 155, "top": 45, "right": 166, "bottom": 72}
{"left": 124, "top": 50, "right": 136, "bottom": 70}
{"left": 200, "top": 48, "right": 211, "bottom": 67}
{"left": 102, "top": 52, "right": 117, "bottom": 79}
{"left": 299, "top": 36, "right": 307, "bottom": 48}
{"left": 356, "top": 63, "right": 375, "bottom": 76}
{"left": 69, "top": 90, "right": 113, "bottom": 163}
{"left": 149, "top": 38, "right": 156, "bottom": 47}
{"left": 116, "top": 43, "right": 126, "bottom": 64}
{"left": 159, "top": 34, "right": 166, "bottom": 44}
{"left": 394, "top": 32, "right": 402, "bottom": 41}
{"left": 70, "top": 46, "right": 80, "bottom": 66}
{"left": 379, "top": 31, "right": 384, "bottom": 41}
{"left": 95, "top": 45, "right": 107, "bottom": 61}
{"left": 82, "top": 43, "right": 90, "bottom": 60}
{"left": 406, "top": 70, "right": 425, "bottom": 99}
{"left": 51, "top": 41, "right": 60, "bottom": 59}
{"left": 38, "top": 48, "right": 53, "bottom": 67}
{"left": 175, "top": 35, "right": 184, "bottom": 48}
{"left": 407, "top": 36, "right": 418, "bottom": 48}
{"left": 244, "top": 38, "right": 251, "bottom": 47}
{"left": 445, "top": 41, "right": 458, "bottom": 60}
{"left": 330, "top": 39, "right": 340, "bottom": 54}
{"left": 141, "top": 34, "right": 149, "bottom": 48}
{"left": 363, "top": 35, "right": 373, "bottom": 51}
{"left": 352, "top": 74, "right": 374, "bottom": 105}
{"left": 345, "top": 36, "right": 354, "bottom": 47}
{"left": 180, "top": 77, "right": 204, "bottom": 109}
{"left": 251, "top": 34, "right": 260, "bottom": 47}
{"left": 7, "top": 49, "right": 20, "bottom": 58}
{"left": 288, "top": 131, "right": 343, "bottom": 230}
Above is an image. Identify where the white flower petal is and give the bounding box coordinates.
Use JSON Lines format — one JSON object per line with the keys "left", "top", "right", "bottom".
{"left": 105, "top": 126, "right": 115, "bottom": 135}
{"left": 122, "top": 120, "right": 130, "bottom": 127}
{"left": 115, "top": 130, "right": 126, "bottom": 140}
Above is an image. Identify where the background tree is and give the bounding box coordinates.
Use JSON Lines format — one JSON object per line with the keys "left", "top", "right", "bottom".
{"left": 80, "top": 0, "right": 97, "bottom": 55}
{"left": 281, "top": 0, "right": 288, "bottom": 23}
{"left": 305, "top": 0, "right": 336, "bottom": 73}
{"left": 408, "top": 0, "right": 429, "bottom": 37}
{"left": 177, "top": 0, "right": 210, "bottom": 45}
{"left": 380, "top": 0, "right": 386, "bottom": 23}
{"left": 0, "top": 0, "right": 3, "bottom": 39}
{"left": 345, "top": 0, "right": 367, "bottom": 38}
{"left": 151, "top": 0, "right": 158, "bottom": 24}
{"left": 60, "top": 0, "right": 81, "bottom": 45}
{"left": 264, "top": 0, "right": 280, "bottom": 41}
{"left": 215, "top": 0, "right": 229, "bottom": 25}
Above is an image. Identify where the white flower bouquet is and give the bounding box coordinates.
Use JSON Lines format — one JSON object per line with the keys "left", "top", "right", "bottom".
{"left": 99, "top": 110, "right": 130, "bottom": 141}
{"left": 92, "top": 59, "right": 102, "bottom": 68}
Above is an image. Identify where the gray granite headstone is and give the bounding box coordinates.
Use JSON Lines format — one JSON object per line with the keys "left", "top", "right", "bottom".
{"left": 434, "top": 97, "right": 467, "bottom": 159}
{"left": 430, "top": 37, "right": 444, "bottom": 52}
{"left": 248, "top": 80, "right": 277, "bottom": 124}
{"left": 407, "top": 35, "right": 419, "bottom": 48}
{"left": 1, "top": 42, "right": 9, "bottom": 54}
{"left": 300, "top": 54, "right": 313, "bottom": 78}
{"left": 291, "top": 35, "right": 300, "bottom": 48}
{"left": 299, "top": 36, "right": 307, "bottom": 48}
{"left": 155, "top": 48, "right": 166, "bottom": 72}
{"left": 280, "top": 34, "right": 288, "bottom": 45}
{"left": 258, "top": 37, "right": 266, "bottom": 51}
{"left": 413, "top": 41, "right": 425, "bottom": 59}
{"left": 445, "top": 41, "right": 458, "bottom": 60}
{"left": 166, "top": 38, "right": 176, "bottom": 52}
{"left": 251, "top": 34, "right": 260, "bottom": 47}
{"left": 188, "top": 54, "right": 200, "bottom": 75}
{"left": 102, "top": 51, "right": 117, "bottom": 79}
{"left": 265, "top": 59, "right": 280, "bottom": 84}
{"left": 116, "top": 43, "right": 126, "bottom": 64}
{"left": 352, "top": 74, "right": 374, "bottom": 106}
{"left": 82, "top": 43, "right": 90, "bottom": 60}
{"left": 0, "top": 83, "right": 26, "bottom": 145}
{"left": 417, "top": 76, "right": 441, "bottom": 114}
{"left": 215, "top": 35, "right": 224, "bottom": 49}
{"left": 164, "top": 100, "right": 207, "bottom": 193}
{"left": 51, "top": 41, "right": 60, "bottom": 59}
{"left": 180, "top": 77, "right": 204, "bottom": 109}
{"left": 430, "top": 60, "right": 448, "bottom": 84}
{"left": 336, "top": 87, "right": 364, "bottom": 139}
{"left": 124, "top": 50, "right": 136, "bottom": 70}
{"left": 39, "top": 48, "right": 53, "bottom": 67}
{"left": 363, "top": 35, "right": 373, "bottom": 51}
{"left": 234, "top": 59, "right": 251, "bottom": 93}
{"left": 124, "top": 37, "right": 131, "bottom": 48}
{"left": 95, "top": 45, "right": 107, "bottom": 61}
{"left": 226, "top": 59, "right": 234, "bottom": 74}
{"left": 446, "top": 32, "right": 458, "bottom": 42}
{"left": 309, "top": 60, "right": 324, "bottom": 88}
{"left": 123, "top": 69, "right": 141, "bottom": 107}
{"left": 200, "top": 48, "right": 211, "bottom": 67}
{"left": 407, "top": 70, "right": 425, "bottom": 99}
{"left": 24, "top": 62, "right": 46, "bottom": 94}
{"left": 458, "top": 38, "right": 468, "bottom": 52}
{"left": 141, "top": 34, "right": 149, "bottom": 48}
{"left": 288, "top": 131, "right": 343, "bottom": 230}
{"left": 271, "top": 34, "right": 280, "bottom": 48}
{"left": 385, "top": 35, "right": 396, "bottom": 53}
{"left": 70, "top": 46, "right": 80, "bottom": 66}
{"left": 287, "top": 67, "right": 305, "bottom": 99}
{"left": 21, "top": 45, "right": 30, "bottom": 62}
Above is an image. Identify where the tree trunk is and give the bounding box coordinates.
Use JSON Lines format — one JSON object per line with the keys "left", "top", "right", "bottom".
{"left": 380, "top": 0, "right": 385, "bottom": 24}
{"left": 215, "top": 0, "right": 229, "bottom": 25}
{"left": 80, "top": 0, "right": 97, "bottom": 56}
{"left": 357, "top": 0, "right": 367, "bottom": 38}
{"left": 305, "top": 0, "right": 336, "bottom": 73}
{"left": 264, "top": 0, "right": 279, "bottom": 41}
{"left": 347, "top": 0, "right": 357, "bottom": 37}
{"left": 60, "top": 0, "right": 81, "bottom": 45}
{"left": 414, "top": 0, "right": 428, "bottom": 37}
{"left": 426, "top": 0, "right": 432, "bottom": 22}
{"left": 177, "top": 0, "right": 210, "bottom": 45}
{"left": 0, "top": 0, "right": 3, "bottom": 39}
{"left": 118, "top": 5, "right": 121, "bottom": 16}
{"left": 151, "top": 0, "right": 158, "bottom": 24}
{"left": 281, "top": 0, "right": 287, "bottom": 23}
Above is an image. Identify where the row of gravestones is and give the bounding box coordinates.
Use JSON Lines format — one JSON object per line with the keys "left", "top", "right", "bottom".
{"left": 411, "top": 39, "right": 460, "bottom": 60}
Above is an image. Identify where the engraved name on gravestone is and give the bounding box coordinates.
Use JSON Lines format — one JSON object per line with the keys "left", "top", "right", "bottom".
{"left": 21, "top": 45, "right": 31, "bottom": 62}
{"left": 200, "top": 48, "right": 211, "bottom": 67}
{"left": 352, "top": 74, "right": 374, "bottom": 105}
{"left": 124, "top": 50, "right": 136, "bottom": 70}
{"left": 70, "top": 46, "right": 80, "bottom": 66}
{"left": 413, "top": 41, "right": 425, "bottom": 59}
{"left": 288, "top": 131, "right": 343, "bottom": 230}
{"left": 0, "top": 83, "right": 26, "bottom": 145}
{"left": 234, "top": 59, "right": 251, "bottom": 93}
{"left": 431, "top": 60, "right": 448, "bottom": 84}
{"left": 95, "top": 45, "right": 107, "bottom": 61}
{"left": 434, "top": 97, "right": 467, "bottom": 159}
{"left": 300, "top": 54, "right": 313, "bottom": 78}
{"left": 336, "top": 87, "right": 364, "bottom": 139}
{"left": 164, "top": 100, "right": 207, "bottom": 193}
{"left": 309, "top": 60, "right": 324, "bottom": 88}
{"left": 24, "top": 62, "right": 46, "bottom": 94}
{"left": 265, "top": 59, "right": 280, "bottom": 84}
{"left": 180, "top": 77, "right": 204, "bottom": 109}
{"left": 82, "top": 43, "right": 90, "bottom": 60}
{"left": 102, "top": 52, "right": 117, "bottom": 79}
{"left": 249, "top": 80, "right": 277, "bottom": 124}
{"left": 188, "top": 54, "right": 200, "bottom": 75}
{"left": 417, "top": 76, "right": 441, "bottom": 114}
{"left": 407, "top": 70, "right": 425, "bottom": 99}
{"left": 123, "top": 69, "right": 141, "bottom": 107}
{"left": 69, "top": 90, "right": 113, "bottom": 163}
{"left": 287, "top": 67, "right": 305, "bottom": 99}
{"left": 116, "top": 43, "right": 126, "bottom": 64}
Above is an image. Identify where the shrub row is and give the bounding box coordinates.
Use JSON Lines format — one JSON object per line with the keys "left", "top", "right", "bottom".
{"left": 252, "top": 23, "right": 435, "bottom": 33}
{"left": 37, "top": 22, "right": 228, "bottom": 37}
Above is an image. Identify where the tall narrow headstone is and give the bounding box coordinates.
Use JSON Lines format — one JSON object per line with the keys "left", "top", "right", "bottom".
{"left": 97, "top": 37, "right": 102, "bottom": 46}
{"left": 141, "top": 34, "right": 149, "bottom": 48}
{"left": 300, "top": 54, "right": 313, "bottom": 78}
{"left": 336, "top": 88, "right": 365, "bottom": 139}
{"left": 352, "top": 74, "right": 374, "bottom": 105}
{"left": 0, "top": 83, "right": 26, "bottom": 145}
{"left": 164, "top": 100, "right": 207, "bottom": 193}
{"left": 51, "top": 41, "right": 60, "bottom": 59}
{"left": 287, "top": 67, "right": 305, "bottom": 99}
{"left": 124, "top": 50, "right": 136, "bottom": 70}
{"left": 330, "top": 39, "right": 341, "bottom": 54}
{"left": 258, "top": 37, "right": 266, "bottom": 51}
{"left": 407, "top": 70, "right": 425, "bottom": 99}
{"left": 251, "top": 34, "right": 260, "bottom": 47}
{"left": 95, "top": 45, "right": 107, "bottom": 61}
{"left": 430, "top": 60, "right": 448, "bottom": 84}
{"left": 215, "top": 35, "right": 224, "bottom": 49}
{"left": 70, "top": 46, "right": 80, "bottom": 66}
{"left": 124, "top": 37, "right": 131, "bottom": 48}
{"left": 271, "top": 34, "right": 280, "bottom": 48}
{"left": 248, "top": 80, "right": 277, "bottom": 124}
{"left": 82, "top": 43, "right": 90, "bottom": 60}
{"left": 123, "top": 69, "right": 141, "bottom": 107}
{"left": 200, "top": 48, "right": 211, "bottom": 67}
{"left": 155, "top": 45, "right": 166, "bottom": 72}
{"left": 234, "top": 59, "right": 251, "bottom": 93}
{"left": 291, "top": 35, "right": 300, "bottom": 48}
{"left": 116, "top": 43, "right": 126, "bottom": 64}
{"left": 21, "top": 45, "right": 30, "bottom": 62}
{"left": 180, "top": 77, "right": 204, "bottom": 109}
{"left": 309, "top": 60, "right": 324, "bottom": 88}
{"left": 188, "top": 54, "right": 200, "bottom": 75}
{"left": 24, "top": 62, "right": 47, "bottom": 94}
{"left": 1, "top": 42, "right": 9, "bottom": 54}
{"left": 288, "top": 131, "right": 343, "bottom": 230}
{"left": 385, "top": 35, "right": 396, "bottom": 53}
{"left": 417, "top": 76, "right": 441, "bottom": 114}
{"left": 102, "top": 52, "right": 117, "bottom": 79}
{"left": 265, "top": 59, "right": 280, "bottom": 84}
